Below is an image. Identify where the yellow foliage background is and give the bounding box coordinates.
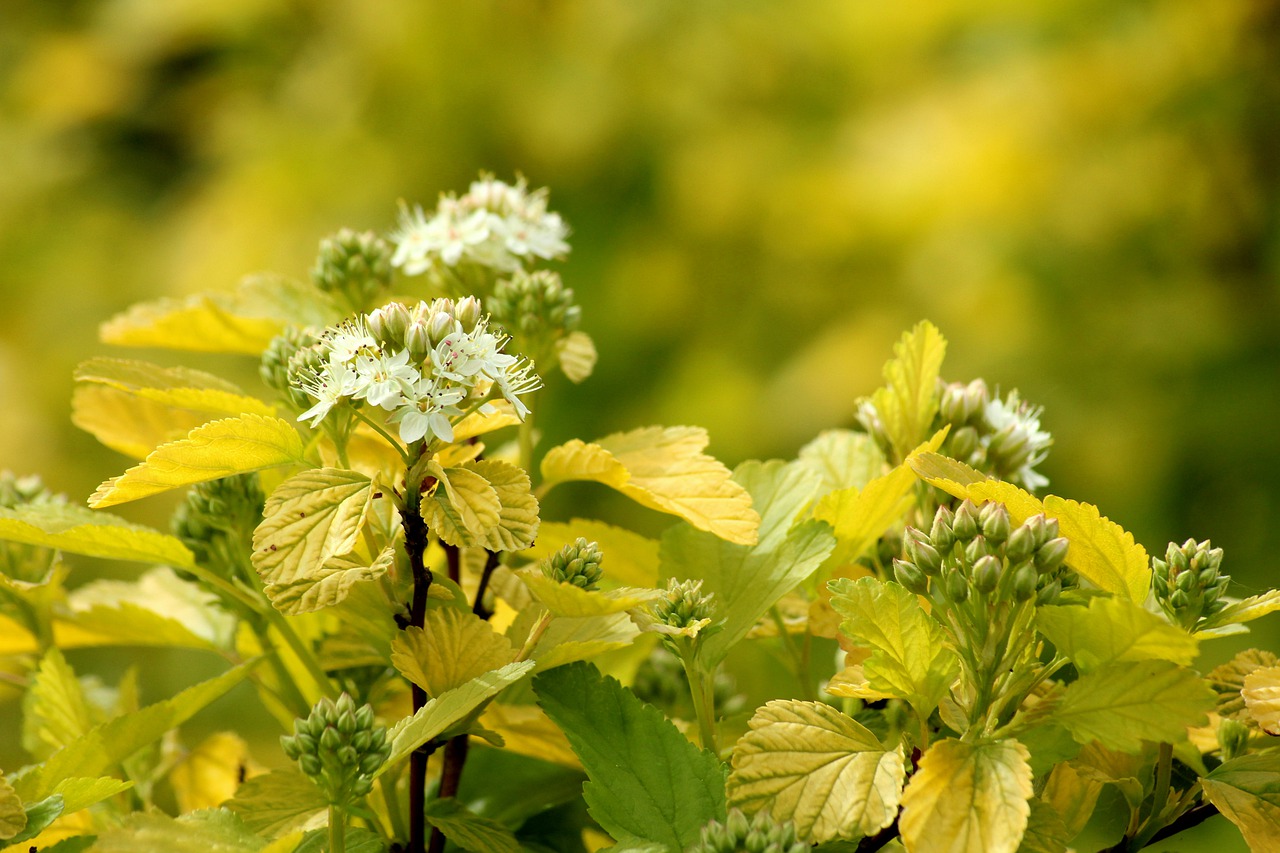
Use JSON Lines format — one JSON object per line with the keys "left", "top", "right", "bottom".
{"left": 1, "top": 3, "right": 1277, "bottom": 845}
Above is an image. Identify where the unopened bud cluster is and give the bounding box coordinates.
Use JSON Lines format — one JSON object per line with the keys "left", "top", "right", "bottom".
{"left": 686, "top": 809, "right": 807, "bottom": 853}
{"left": 280, "top": 693, "right": 390, "bottom": 805}
{"left": 0, "top": 470, "right": 63, "bottom": 509}
{"left": 172, "top": 474, "right": 265, "bottom": 587}
{"left": 312, "top": 229, "right": 394, "bottom": 311}
{"left": 650, "top": 578, "right": 717, "bottom": 634}
{"left": 261, "top": 326, "right": 322, "bottom": 413}
{"left": 935, "top": 380, "right": 1053, "bottom": 491}
{"left": 1153, "top": 539, "right": 1228, "bottom": 630}
{"left": 542, "top": 538, "right": 604, "bottom": 591}
{"left": 0, "top": 471, "right": 65, "bottom": 582}
{"left": 489, "top": 269, "right": 581, "bottom": 344}
{"left": 894, "top": 500, "right": 1071, "bottom": 608}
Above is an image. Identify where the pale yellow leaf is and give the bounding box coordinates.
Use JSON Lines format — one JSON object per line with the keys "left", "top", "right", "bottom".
{"left": 25, "top": 648, "right": 94, "bottom": 758}
{"left": 542, "top": 426, "right": 760, "bottom": 545}
{"left": 0, "top": 775, "right": 25, "bottom": 841}
{"left": 899, "top": 738, "right": 1033, "bottom": 853}
{"left": 465, "top": 459, "right": 539, "bottom": 552}
{"left": 101, "top": 293, "right": 285, "bottom": 354}
{"left": 1202, "top": 753, "right": 1280, "bottom": 851}
{"left": 519, "top": 569, "right": 663, "bottom": 618}
{"left": 391, "top": 609, "right": 516, "bottom": 698}
{"left": 67, "top": 566, "right": 235, "bottom": 649}
{"left": 170, "top": 732, "right": 260, "bottom": 813}
{"left": 869, "top": 321, "right": 947, "bottom": 460}
{"left": 524, "top": 519, "right": 660, "bottom": 588}
{"left": 453, "top": 400, "right": 523, "bottom": 442}
{"left": 728, "top": 699, "right": 905, "bottom": 842}
{"left": 1242, "top": 665, "right": 1280, "bottom": 736}
{"left": 556, "top": 330, "right": 598, "bottom": 383}
{"left": 73, "top": 385, "right": 216, "bottom": 460}
{"left": 519, "top": 611, "right": 640, "bottom": 671}
{"left": 1040, "top": 763, "right": 1103, "bottom": 841}
{"left": 0, "top": 503, "right": 196, "bottom": 568}
{"left": 797, "top": 429, "right": 887, "bottom": 494}
{"left": 422, "top": 463, "right": 502, "bottom": 548}
{"left": 478, "top": 703, "right": 580, "bottom": 768}
{"left": 89, "top": 414, "right": 306, "bottom": 508}
{"left": 264, "top": 545, "right": 394, "bottom": 615}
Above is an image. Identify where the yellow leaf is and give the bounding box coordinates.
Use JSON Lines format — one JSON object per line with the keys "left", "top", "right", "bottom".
{"left": 543, "top": 426, "right": 759, "bottom": 545}
{"left": 391, "top": 609, "right": 516, "bottom": 698}
{"left": 869, "top": 321, "right": 947, "bottom": 460}
{"left": 797, "top": 429, "right": 887, "bottom": 494}
{"left": 0, "top": 776, "right": 25, "bottom": 842}
{"left": 728, "top": 699, "right": 905, "bottom": 842}
{"left": 899, "top": 738, "right": 1033, "bottom": 853}
{"left": 1040, "top": 763, "right": 1103, "bottom": 841}
{"left": 1202, "top": 754, "right": 1280, "bottom": 850}
{"left": 814, "top": 429, "right": 948, "bottom": 568}
{"left": 556, "top": 330, "right": 598, "bottom": 383}
{"left": 101, "top": 293, "right": 285, "bottom": 354}
{"left": 1242, "top": 665, "right": 1280, "bottom": 736}
{"left": 519, "top": 569, "right": 663, "bottom": 618}
{"left": 89, "top": 414, "right": 306, "bottom": 508}
{"left": 72, "top": 386, "right": 213, "bottom": 460}
{"left": 0, "top": 503, "right": 196, "bottom": 568}
{"left": 453, "top": 400, "right": 523, "bottom": 442}
{"left": 519, "top": 611, "right": 639, "bottom": 671}
{"left": 265, "top": 546, "right": 394, "bottom": 615}
{"left": 465, "top": 459, "right": 539, "bottom": 552}
{"left": 478, "top": 703, "right": 580, "bottom": 768}
{"left": 422, "top": 462, "right": 502, "bottom": 548}
{"left": 253, "top": 469, "right": 373, "bottom": 591}
{"left": 525, "top": 519, "right": 660, "bottom": 588}
{"left": 170, "top": 732, "right": 261, "bottom": 813}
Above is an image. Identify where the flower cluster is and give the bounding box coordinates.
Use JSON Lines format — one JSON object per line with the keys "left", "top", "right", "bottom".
{"left": 542, "top": 537, "right": 605, "bottom": 591}
{"left": 686, "top": 808, "right": 808, "bottom": 853}
{"left": 391, "top": 175, "right": 570, "bottom": 276}
{"left": 287, "top": 296, "right": 541, "bottom": 445}
{"left": 1153, "top": 538, "right": 1229, "bottom": 630}
{"left": 281, "top": 693, "right": 390, "bottom": 805}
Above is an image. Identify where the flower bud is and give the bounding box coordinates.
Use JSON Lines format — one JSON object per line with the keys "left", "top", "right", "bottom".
{"left": 904, "top": 531, "right": 941, "bottom": 576}
{"left": 312, "top": 229, "right": 393, "bottom": 308}
{"left": 1035, "top": 579, "right": 1062, "bottom": 606}
{"left": 930, "top": 506, "right": 956, "bottom": 553}
{"left": 948, "top": 425, "right": 981, "bottom": 463}
{"left": 964, "top": 535, "right": 994, "bottom": 566}
{"left": 1035, "top": 537, "right": 1070, "bottom": 574}
{"left": 405, "top": 320, "right": 431, "bottom": 361}
{"left": 1012, "top": 563, "right": 1038, "bottom": 602}
{"left": 455, "top": 296, "right": 483, "bottom": 332}
{"left": 979, "top": 503, "right": 1011, "bottom": 544}
{"left": 1219, "top": 718, "right": 1250, "bottom": 762}
{"left": 366, "top": 302, "right": 410, "bottom": 349}
{"left": 945, "top": 569, "right": 969, "bottom": 603}
{"left": 1004, "top": 523, "right": 1036, "bottom": 563}
{"left": 972, "top": 555, "right": 1002, "bottom": 595}
{"left": 952, "top": 501, "right": 980, "bottom": 542}
{"left": 543, "top": 538, "right": 605, "bottom": 591}
{"left": 427, "top": 311, "right": 457, "bottom": 348}
{"left": 894, "top": 559, "right": 930, "bottom": 595}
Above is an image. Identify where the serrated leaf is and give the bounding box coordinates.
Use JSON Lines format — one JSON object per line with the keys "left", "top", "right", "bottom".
{"left": 1040, "top": 762, "right": 1103, "bottom": 841}
{"left": 1052, "top": 661, "right": 1215, "bottom": 753}
{"left": 1017, "top": 799, "right": 1069, "bottom": 853}
{"left": 477, "top": 704, "right": 580, "bottom": 768}
{"left": 464, "top": 459, "right": 539, "bottom": 552}
{"left": 252, "top": 468, "right": 376, "bottom": 613}
{"left": 422, "top": 463, "right": 502, "bottom": 548}
{"left": 899, "top": 738, "right": 1033, "bottom": 853}
{"left": 17, "top": 663, "right": 253, "bottom": 802}
{"left": 8, "top": 794, "right": 65, "bottom": 845}
{"left": 51, "top": 777, "right": 132, "bottom": 814}
{"left": 533, "top": 662, "right": 726, "bottom": 851}
{"left": 519, "top": 570, "right": 663, "bottom": 618}
{"left": 727, "top": 699, "right": 904, "bottom": 842}
{"left": 423, "top": 798, "right": 520, "bottom": 853}
{"left": 24, "top": 648, "right": 95, "bottom": 758}
{"left": 815, "top": 430, "right": 948, "bottom": 569}
{"left": 0, "top": 776, "right": 25, "bottom": 841}
{"left": 226, "top": 770, "right": 327, "bottom": 838}
{"left": 66, "top": 566, "right": 235, "bottom": 649}
{"left": 383, "top": 662, "right": 534, "bottom": 772}
{"left": 0, "top": 503, "right": 196, "bottom": 568}
{"left": 520, "top": 611, "right": 641, "bottom": 671}
{"left": 391, "top": 609, "right": 515, "bottom": 698}
{"left": 556, "top": 330, "right": 597, "bottom": 384}
{"left": 869, "top": 321, "right": 947, "bottom": 460}
{"left": 89, "top": 415, "right": 306, "bottom": 508}
{"left": 525, "top": 519, "right": 660, "bottom": 587}
{"left": 73, "top": 385, "right": 221, "bottom": 460}
{"left": 797, "top": 429, "right": 887, "bottom": 494}
{"left": 828, "top": 576, "right": 959, "bottom": 713}
{"left": 542, "top": 426, "right": 759, "bottom": 545}
{"left": 264, "top": 544, "right": 394, "bottom": 616}
{"left": 86, "top": 808, "right": 265, "bottom": 853}
{"left": 1036, "top": 597, "right": 1198, "bottom": 673}
{"left": 1242, "top": 665, "right": 1280, "bottom": 735}
{"left": 171, "top": 733, "right": 257, "bottom": 814}
{"left": 1199, "top": 589, "right": 1280, "bottom": 631}
{"left": 1201, "top": 753, "right": 1280, "bottom": 850}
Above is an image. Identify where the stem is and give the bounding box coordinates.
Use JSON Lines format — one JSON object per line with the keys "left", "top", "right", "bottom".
{"left": 472, "top": 551, "right": 500, "bottom": 619}
{"left": 515, "top": 611, "right": 554, "bottom": 662}
{"left": 1126, "top": 742, "right": 1176, "bottom": 850}
{"left": 401, "top": 489, "right": 433, "bottom": 853}
{"left": 427, "top": 734, "right": 472, "bottom": 853}
{"left": 329, "top": 804, "right": 346, "bottom": 853}
{"left": 770, "top": 606, "right": 813, "bottom": 700}
{"left": 680, "top": 654, "right": 718, "bottom": 754}
{"left": 353, "top": 407, "right": 413, "bottom": 467}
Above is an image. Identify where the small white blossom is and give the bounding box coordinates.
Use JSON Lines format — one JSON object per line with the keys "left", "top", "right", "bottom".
{"left": 323, "top": 319, "right": 379, "bottom": 365}
{"left": 390, "top": 376, "right": 466, "bottom": 444}
{"left": 352, "top": 348, "right": 419, "bottom": 410}
{"left": 983, "top": 392, "right": 1053, "bottom": 490}
{"left": 297, "top": 361, "right": 360, "bottom": 426}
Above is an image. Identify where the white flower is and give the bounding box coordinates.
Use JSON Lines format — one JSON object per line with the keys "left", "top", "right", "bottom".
{"left": 493, "top": 358, "right": 542, "bottom": 420}
{"left": 323, "top": 318, "right": 379, "bottom": 365}
{"left": 496, "top": 211, "right": 570, "bottom": 260}
{"left": 983, "top": 392, "right": 1052, "bottom": 490}
{"left": 297, "top": 361, "right": 360, "bottom": 426}
{"left": 390, "top": 376, "right": 466, "bottom": 444}
{"left": 352, "top": 348, "right": 419, "bottom": 410}
{"left": 431, "top": 325, "right": 516, "bottom": 383}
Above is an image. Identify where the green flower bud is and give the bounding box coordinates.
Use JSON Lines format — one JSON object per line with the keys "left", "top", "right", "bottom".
{"left": 351, "top": 778, "right": 373, "bottom": 797}
{"left": 320, "top": 726, "right": 343, "bottom": 751}
{"left": 972, "top": 555, "right": 1002, "bottom": 595}
{"left": 1170, "top": 589, "right": 1190, "bottom": 610}
{"left": 405, "top": 320, "right": 431, "bottom": 361}
{"left": 337, "top": 745, "right": 358, "bottom": 767}
{"left": 312, "top": 228, "right": 394, "bottom": 309}
{"left": 1035, "top": 578, "right": 1062, "bottom": 606}
{"left": 948, "top": 425, "right": 981, "bottom": 464}
{"left": 904, "top": 530, "right": 941, "bottom": 576}
{"left": 490, "top": 269, "right": 581, "bottom": 342}
{"left": 455, "top": 295, "right": 483, "bottom": 332}
{"left": 427, "top": 310, "right": 456, "bottom": 347}
{"left": 686, "top": 808, "right": 808, "bottom": 853}
{"left": 930, "top": 506, "right": 956, "bottom": 554}
{"left": 964, "top": 535, "right": 994, "bottom": 566}
{"left": 1012, "top": 563, "right": 1038, "bottom": 602}
{"left": 299, "top": 754, "right": 322, "bottom": 777}
{"left": 366, "top": 302, "right": 411, "bottom": 349}
{"left": 651, "top": 578, "right": 717, "bottom": 633}
{"left": 1004, "top": 523, "right": 1036, "bottom": 563}
{"left": 952, "top": 501, "right": 980, "bottom": 542}
{"left": 1035, "top": 537, "right": 1070, "bottom": 574}
{"left": 945, "top": 569, "right": 969, "bottom": 603}
{"left": 543, "top": 537, "right": 605, "bottom": 591}
{"left": 172, "top": 474, "right": 265, "bottom": 593}
{"left": 979, "top": 503, "right": 1011, "bottom": 544}
{"left": 894, "top": 559, "right": 930, "bottom": 595}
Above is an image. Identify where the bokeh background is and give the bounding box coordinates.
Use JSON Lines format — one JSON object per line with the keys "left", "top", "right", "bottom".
{"left": 2, "top": 2, "right": 1278, "bottom": 849}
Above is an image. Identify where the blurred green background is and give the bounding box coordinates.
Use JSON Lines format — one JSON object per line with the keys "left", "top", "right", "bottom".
{"left": 1, "top": 1, "right": 1277, "bottom": 848}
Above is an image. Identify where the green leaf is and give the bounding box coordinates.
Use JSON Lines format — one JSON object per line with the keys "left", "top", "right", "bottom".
{"left": 422, "top": 462, "right": 502, "bottom": 548}
{"left": 1052, "top": 661, "right": 1215, "bottom": 753}
{"left": 797, "top": 429, "right": 887, "bottom": 494}
{"left": 89, "top": 415, "right": 306, "bottom": 508}
{"left": 0, "top": 503, "right": 196, "bottom": 568}
{"left": 7, "top": 794, "right": 65, "bottom": 846}
{"left": 423, "top": 798, "right": 520, "bottom": 853}
{"left": 391, "top": 609, "right": 516, "bottom": 698}
{"left": 464, "top": 459, "right": 539, "bottom": 552}
{"left": 555, "top": 330, "right": 598, "bottom": 384}
{"left": 0, "top": 776, "right": 25, "bottom": 842}
{"left": 814, "top": 430, "right": 947, "bottom": 568}
{"left": 85, "top": 808, "right": 265, "bottom": 853}
{"left": 1036, "top": 597, "right": 1198, "bottom": 673}
{"left": 828, "top": 576, "right": 959, "bottom": 714}
{"left": 899, "top": 738, "right": 1033, "bottom": 853}
{"left": 533, "top": 662, "right": 726, "bottom": 851}
{"left": 541, "top": 426, "right": 760, "bottom": 545}
{"left": 17, "top": 663, "right": 253, "bottom": 802}
{"left": 226, "top": 770, "right": 327, "bottom": 838}
{"left": 727, "top": 700, "right": 905, "bottom": 842}
{"left": 660, "top": 459, "right": 835, "bottom": 667}
{"left": 868, "top": 320, "right": 947, "bottom": 460}
{"left": 23, "top": 648, "right": 95, "bottom": 758}
{"left": 524, "top": 519, "right": 659, "bottom": 587}
{"left": 51, "top": 777, "right": 132, "bottom": 814}
{"left": 1016, "top": 799, "right": 1069, "bottom": 853}
{"left": 1201, "top": 753, "right": 1280, "bottom": 851}
{"left": 1199, "top": 589, "right": 1280, "bottom": 632}
{"left": 383, "top": 662, "right": 535, "bottom": 772}
{"left": 252, "top": 468, "right": 387, "bottom": 614}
